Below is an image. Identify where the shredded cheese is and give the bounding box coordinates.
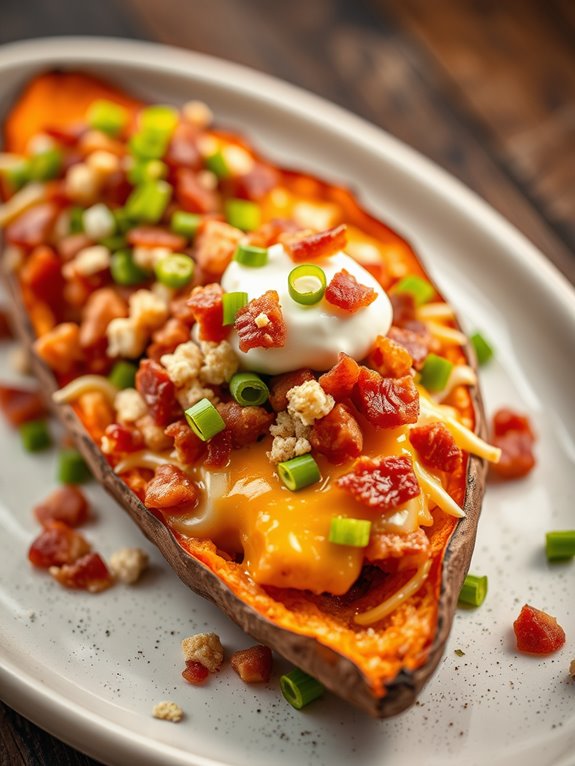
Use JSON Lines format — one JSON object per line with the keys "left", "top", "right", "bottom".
{"left": 53, "top": 375, "right": 118, "bottom": 405}
{"left": 436, "top": 364, "right": 477, "bottom": 402}
{"left": 413, "top": 462, "right": 466, "bottom": 519}
{"left": 416, "top": 302, "right": 456, "bottom": 321}
{"left": 426, "top": 320, "right": 467, "bottom": 346}
{"left": 354, "top": 558, "right": 432, "bottom": 625}
{"left": 114, "top": 451, "right": 183, "bottom": 474}
{"left": 0, "top": 183, "right": 46, "bottom": 227}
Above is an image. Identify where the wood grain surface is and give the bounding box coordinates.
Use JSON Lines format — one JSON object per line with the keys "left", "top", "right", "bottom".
{"left": 1, "top": 0, "right": 573, "bottom": 764}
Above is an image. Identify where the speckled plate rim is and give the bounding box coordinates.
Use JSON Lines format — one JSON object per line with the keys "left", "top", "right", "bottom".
{"left": 0, "top": 36, "right": 574, "bottom": 766}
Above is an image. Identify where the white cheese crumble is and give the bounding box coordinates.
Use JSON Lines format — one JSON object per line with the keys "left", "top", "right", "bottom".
{"left": 286, "top": 379, "right": 334, "bottom": 426}
{"left": 181, "top": 632, "right": 224, "bottom": 673}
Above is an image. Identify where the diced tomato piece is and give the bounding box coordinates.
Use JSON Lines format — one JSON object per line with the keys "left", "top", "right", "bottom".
{"left": 28, "top": 521, "right": 91, "bottom": 568}
{"left": 230, "top": 645, "right": 273, "bottom": 683}
{"left": 136, "top": 359, "right": 179, "bottom": 427}
{"left": 325, "top": 269, "right": 377, "bottom": 313}
{"left": 386, "top": 326, "right": 430, "bottom": 370}
{"left": 126, "top": 226, "right": 187, "bottom": 251}
{"left": 310, "top": 403, "right": 363, "bottom": 464}
{"left": 20, "top": 246, "right": 64, "bottom": 311}
{"left": 513, "top": 604, "right": 566, "bottom": 655}
{"left": 227, "top": 163, "right": 280, "bottom": 201}
{"left": 175, "top": 168, "right": 219, "bottom": 214}
{"left": 234, "top": 290, "right": 286, "bottom": 352}
{"left": 365, "top": 528, "right": 430, "bottom": 569}
{"left": 268, "top": 368, "right": 314, "bottom": 412}
{"left": 0, "top": 385, "right": 46, "bottom": 427}
{"left": 187, "top": 283, "right": 228, "bottom": 342}
{"left": 0, "top": 308, "right": 13, "bottom": 339}
{"left": 144, "top": 464, "right": 199, "bottom": 510}
{"left": 337, "top": 455, "right": 420, "bottom": 511}
{"left": 283, "top": 224, "right": 347, "bottom": 261}
{"left": 493, "top": 409, "right": 535, "bottom": 440}
{"left": 490, "top": 431, "right": 536, "bottom": 480}
{"left": 217, "top": 401, "right": 274, "bottom": 448}
{"left": 194, "top": 220, "right": 242, "bottom": 281}
{"left": 164, "top": 420, "right": 205, "bottom": 465}
{"left": 318, "top": 353, "right": 361, "bottom": 401}
{"left": 182, "top": 659, "right": 209, "bottom": 685}
{"left": 5, "top": 202, "right": 60, "bottom": 248}
{"left": 352, "top": 368, "right": 420, "bottom": 428}
{"left": 34, "top": 321, "right": 83, "bottom": 374}
{"left": 50, "top": 552, "right": 114, "bottom": 593}
{"left": 409, "top": 422, "right": 462, "bottom": 472}
{"left": 204, "top": 428, "right": 233, "bottom": 469}
{"left": 102, "top": 423, "right": 145, "bottom": 455}
{"left": 367, "top": 335, "right": 413, "bottom": 378}
{"left": 165, "top": 124, "right": 202, "bottom": 171}
{"left": 34, "top": 486, "right": 90, "bottom": 528}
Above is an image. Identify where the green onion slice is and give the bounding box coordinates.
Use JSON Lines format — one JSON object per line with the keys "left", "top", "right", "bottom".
{"left": 328, "top": 517, "right": 372, "bottom": 547}
{"left": 87, "top": 99, "right": 129, "bottom": 136}
{"left": 171, "top": 210, "right": 202, "bottom": 239}
{"left": 458, "top": 573, "right": 488, "bottom": 607}
{"left": 233, "top": 243, "right": 268, "bottom": 268}
{"left": 393, "top": 275, "right": 435, "bottom": 306}
{"left": 110, "top": 250, "right": 148, "bottom": 286}
{"left": 19, "top": 419, "right": 51, "bottom": 452}
{"left": 58, "top": 449, "right": 91, "bottom": 485}
{"left": 128, "top": 159, "right": 168, "bottom": 185}
{"left": 419, "top": 353, "right": 453, "bottom": 393}
{"left": 154, "top": 253, "right": 195, "bottom": 289}
{"left": 288, "top": 264, "right": 327, "bottom": 305}
{"left": 229, "top": 372, "right": 269, "bottom": 407}
{"left": 185, "top": 398, "right": 226, "bottom": 442}
{"left": 139, "top": 105, "right": 179, "bottom": 136}
{"left": 108, "top": 361, "right": 138, "bottom": 390}
{"left": 222, "top": 292, "right": 248, "bottom": 325}
{"left": 225, "top": 198, "right": 261, "bottom": 232}
{"left": 280, "top": 669, "right": 325, "bottom": 710}
{"left": 545, "top": 530, "right": 575, "bottom": 561}
{"left": 205, "top": 150, "right": 230, "bottom": 179}
{"left": 470, "top": 332, "right": 494, "bottom": 366}
{"left": 125, "top": 180, "right": 172, "bottom": 224}
{"left": 29, "top": 149, "right": 62, "bottom": 181}
{"left": 69, "top": 206, "right": 85, "bottom": 234}
{"left": 277, "top": 454, "right": 320, "bottom": 492}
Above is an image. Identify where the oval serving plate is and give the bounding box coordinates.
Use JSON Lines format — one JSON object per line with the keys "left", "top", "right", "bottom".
{"left": 0, "top": 37, "right": 573, "bottom": 766}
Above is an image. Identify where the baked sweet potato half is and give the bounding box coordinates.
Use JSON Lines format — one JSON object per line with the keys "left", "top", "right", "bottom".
{"left": 0, "top": 71, "right": 500, "bottom": 717}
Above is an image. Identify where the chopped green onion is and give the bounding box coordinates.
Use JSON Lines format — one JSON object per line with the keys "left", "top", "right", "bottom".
{"left": 222, "top": 292, "right": 248, "bottom": 325}
{"left": 1, "top": 159, "right": 30, "bottom": 192}
{"left": 545, "top": 531, "right": 575, "bottom": 561}
{"left": 100, "top": 234, "right": 127, "bottom": 252}
{"left": 110, "top": 250, "right": 148, "bottom": 286}
{"left": 19, "top": 419, "right": 51, "bottom": 452}
{"left": 29, "top": 149, "right": 62, "bottom": 181}
{"left": 69, "top": 206, "right": 85, "bottom": 234}
{"left": 139, "top": 105, "right": 179, "bottom": 137}
{"left": 419, "top": 353, "right": 453, "bottom": 392}
{"left": 108, "top": 361, "right": 138, "bottom": 390}
{"left": 154, "top": 253, "right": 195, "bottom": 289}
{"left": 87, "top": 99, "right": 129, "bottom": 136}
{"left": 277, "top": 454, "right": 321, "bottom": 492}
{"left": 470, "top": 332, "right": 493, "bottom": 366}
{"left": 328, "top": 517, "right": 372, "bottom": 547}
{"left": 288, "top": 264, "right": 327, "bottom": 305}
{"left": 171, "top": 210, "right": 202, "bottom": 239}
{"left": 58, "top": 448, "right": 91, "bottom": 485}
{"left": 125, "top": 180, "right": 172, "bottom": 224}
{"left": 233, "top": 243, "right": 268, "bottom": 268}
{"left": 205, "top": 149, "right": 230, "bottom": 179}
{"left": 393, "top": 275, "right": 435, "bottom": 306}
{"left": 229, "top": 372, "right": 269, "bottom": 406}
{"left": 129, "top": 131, "right": 170, "bottom": 160}
{"left": 128, "top": 158, "right": 168, "bottom": 185}
{"left": 113, "top": 208, "right": 132, "bottom": 234}
{"left": 225, "top": 198, "right": 261, "bottom": 231}
{"left": 185, "top": 398, "right": 226, "bottom": 441}
{"left": 458, "top": 574, "right": 488, "bottom": 607}
{"left": 280, "top": 669, "right": 324, "bottom": 710}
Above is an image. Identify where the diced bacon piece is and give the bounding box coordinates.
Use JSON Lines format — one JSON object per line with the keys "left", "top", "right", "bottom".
{"left": 34, "top": 486, "right": 89, "bottom": 528}
{"left": 194, "top": 220, "right": 242, "bottom": 281}
{"left": 79, "top": 287, "right": 128, "bottom": 351}
{"left": 493, "top": 408, "right": 535, "bottom": 440}
{"left": 34, "top": 322, "right": 83, "bottom": 374}
{"left": 389, "top": 292, "right": 417, "bottom": 326}
{"left": 234, "top": 290, "right": 286, "bottom": 352}
{"left": 365, "top": 528, "right": 430, "bottom": 569}
{"left": 325, "top": 269, "right": 377, "bottom": 313}
{"left": 136, "top": 359, "right": 180, "bottom": 427}
{"left": 228, "top": 163, "right": 280, "bottom": 201}
{"left": 367, "top": 335, "right": 413, "bottom": 378}
{"left": 187, "top": 283, "right": 228, "bottom": 342}
{"left": 352, "top": 368, "right": 419, "bottom": 428}
{"left": 121, "top": 468, "right": 153, "bottom": 503}
{"left": 164, "top": 420, "right": 205, "bottom": 465}
{"left": 5, "top": 202, "right": 60, "bottom": 248}
{"left": 318, "top": 353, "right": 361, "bottom": 401}
{"left": 409, "top": 422, "right": 462, "bottom": 472}
{"left": 176, "top": 168, "right": 219, "bottom": 214}
{"left": 182, "top": 660, "right": 210, "bottom": 685}
{"left": 101, "top": 423, "right": 145, "bottom": 455}
{"left": 165, "top": 124, "right": 203, "bottom": 171}
{"left": 230, "top": 645, "right": 273, "bottom": 684}
{"left": 513, "top": 604, "right": 566, "bottom": 655}
{"left": 101, "top": 171, "right": 132, "bottom": 208}
{"left": 282, "top": 224, "right": 347, "bottom": 261}
{"left": 126, "top": 226, "right": 187, "bottom": 251}
{"left": 247, "top": 218, "right": 303, "bottom": 249}
{"left": 50, "top": 552, "right": 114, "bottom": 593}
{"left": 144, "top": 464, "right": 198, "bottom": 510}
{"left": 20, "top": 246, "right": 64, "bottom": 311}
{"left": 0, "top": 307, "right": 13, "bottom": 339}
{"left": 490, "top": 431, "right": 536, "bottom": 480}
{"left": 28, "top": 521, "right": 91, "bottom": 568}
{"left": 386, "top": 326, "right": 430, "bottom": 370}
{"left": 0, "top": 385, "right": 46, "bottom": 427}
{"left": 170, "top": 292, "right": 197, "bottom": 328}
{"left": 217, "top": 401, "right": 274, "bottom": 448}
{"left": 337, "top": 455, "right": 420, "bottom": 511}
{"left": 310, "top": 403, "right": 363, "bottom": 464}
{"left": 147, "top": 318, "right": 191, "bottom": 362}
{"left": 204, "top": 428, "right": 232, "bottom": 469}
{"left": 268, "top": 368, "right": 315, "bottom": 412}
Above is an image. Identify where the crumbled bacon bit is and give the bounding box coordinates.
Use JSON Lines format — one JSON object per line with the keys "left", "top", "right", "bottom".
{"left": 204, "top": 428, "right": 232, "bottom": 469}
{"left": 230, "top": 645, "right": 273, "bottom": 684}
{"left": 165, "top": 124, "right": 203, "bottom": 171}
{"left": 365, "top": 528, "right": 430, "bottom": 570}
{"left": 169, "top": 292, "right": 197, "bottom": 328}
{"left": 352, "top": 368, "right": 420, "bottom": 428}
{"left": 386, "top": 326, "right": 430, "bottom": 370}
{"left": 34, "top": 322, "right": 83, "bottom": 374}
{"left": 337, "top": 455, "right": 420, "bottom": 511}
{"left": 182, "top": 660, "right": 210, "bottom": 685}
{"left": 513, "top": 604, "right": 566, "bottom": 655}
{"left": 164, "top": 420, "right": 205, "bottom": 465}
{"left": 194, "top": 219, "right": 242, "bottom": 281}
{"left": 126, "top": 226, "right": 187, "bottom": 251}
{"left": 144, "top": 464, "right": 198, "bottom": 510}
{"left": 187, "top": 283, "right": 228, "bottom": 342}
{"left": 318, "top": 353, "right": 361, "bottom": 401}
{"left": 5, "top": 202, "right": 60, "bottom": 248}
{"left": 409, "top": 422, "right": 462, "bottom": 472}
{"left": 217, "top": 401, "right": 274, "bottom": 448}
{"left": 490, "top": 408, "right": 536, "bottom": 480}
{"left": 247, "top": 218, "right": 302, "bottom": 249}
{"left": 228, "top": 163, "right": 280, "bottom": 201}
{"left": 147, "top": 318, "right": 191, "bottom": 362}
{"left": 367, "top": 335, "right": 413, "bottom": 378}
{"left": 234, "top": 290, "right": 286, "bottom": 352}
{"left": 20, "top": 246, "right": 64, "bottom": 311}
{"left": 79, "top": 287, "right": 128, "bottom": 352}
{"left": 282, "top": 224, "right": 347, "bottom": 261}
{"left": 389, "top": 292, "right": 417, "bottom": 326}
{"left": 102, "top": 423, "right": 145, "bottom": 455}
{"left": 310, "top": 403, "right": 363, "bottom": 464}
{"left": 175, "top": 168, "right": 219, "bottom": 214}
{"left": 135, "top": 359, "right": 179, "bottom": 427}
{"left": 49, "top": 552, "right": 114, "bottom": 593}
{"left": 28, "top": 521, "right": 91, "bottom": 568}
{"left": 34, "top": 486, "right": 89, "bottom": 528}
{"left": 325, "top": 269, "right": 377, "bottom": 313}
{"left": 493, "top": 408, "right": 535, "bottom": 440}
{"left": 0, "top": 385, "right": 46, "bottom": 427}
{"left": 268, "top": 368, "right": 314, "bottom": 412}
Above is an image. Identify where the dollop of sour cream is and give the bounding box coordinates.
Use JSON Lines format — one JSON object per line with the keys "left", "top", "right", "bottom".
{"left": 221, "top": 243, "right": 392, "bottom": 374}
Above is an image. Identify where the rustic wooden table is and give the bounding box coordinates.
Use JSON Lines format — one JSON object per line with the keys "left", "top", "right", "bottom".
{"left": 1, "top": 0, "right": 573, "bottom": 764}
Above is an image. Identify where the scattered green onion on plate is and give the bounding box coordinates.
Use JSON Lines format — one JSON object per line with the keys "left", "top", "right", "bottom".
{"left": 470, "top": 331, "right": 494, "bottom": 366}
{"left": 458, "top": 574, "right": 488, "bottom": 607}
{"left": 280, "top": 668, "right": 325, "bottom": 710}
{"left": 19, "top": 420, "right": 51, "bottom": 452}
{"left": 545, "top": 530, "right": 575, "bottom": 561}
{"left": 58, "top": 449, "right": 91, "bottom": 485}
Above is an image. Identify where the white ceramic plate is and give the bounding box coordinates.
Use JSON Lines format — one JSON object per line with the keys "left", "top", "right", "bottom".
{"left": 0, "top": 37, "right": 573, "bottom": 766}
